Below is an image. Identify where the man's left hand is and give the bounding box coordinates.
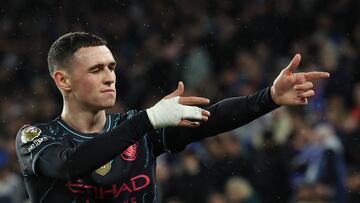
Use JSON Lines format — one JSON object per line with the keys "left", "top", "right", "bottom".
{"left": 271, "top": 54, "right": 330, "bottom": 106}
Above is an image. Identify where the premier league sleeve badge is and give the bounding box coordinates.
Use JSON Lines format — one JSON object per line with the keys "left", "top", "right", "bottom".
{"left": 21, "top": 126, "right": 42, "bottom": 144}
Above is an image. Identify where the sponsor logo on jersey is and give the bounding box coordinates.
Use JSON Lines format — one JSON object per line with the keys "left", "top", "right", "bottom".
{"left": 65, "top": 174, "right": 151, "bottom": 200}
{"left": 120, "top": 142, "right": 139, "bottom": 161}
{"left": 95, "top": 162, "right": 112, "bottom": 176}
{"left": 21, "top": 126, "right": 41, "bottom": 143}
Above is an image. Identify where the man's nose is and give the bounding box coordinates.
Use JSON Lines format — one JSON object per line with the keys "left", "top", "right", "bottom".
{"left": 103, "top": 68, "right": 115, "bottom": 85}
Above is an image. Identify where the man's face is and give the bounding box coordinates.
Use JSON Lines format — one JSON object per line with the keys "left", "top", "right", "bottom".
{"left": 67, "top": 45, "right": 117, "bottom": 110}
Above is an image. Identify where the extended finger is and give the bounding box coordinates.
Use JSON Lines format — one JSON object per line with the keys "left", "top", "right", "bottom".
{"left": 164, "top": 81, "right": 184, "bottom": 99}
{"left": 284, "top": 54, "right": 301, "bottom": 73}
{"left": 182, "top": 106, "right": 207, "bottom": 121}
{"left": 178, "top": 120, "right": 201, "bottom": 128}
{"left": 304, "top": 71, "right": 330, "bottom": 80}
{"left": 199, "top": 111, "right": 210, "bottom": 122}
{"left": 183, "top": 111, "right": 209, "bottom": 121}
{"left": 294, "top": 82, "right": 313, "bottom": 91}
{"left": 297, "top": 90, "right": 315, "bottom": 98}
{"left": 201, "top": 115, "right": 209, "bottom": 122}
{"left": 179, "top": 96, "right": 210, "bottom": 105}
{"left": 202, "top": 109, "right": 210, "bottom": 117}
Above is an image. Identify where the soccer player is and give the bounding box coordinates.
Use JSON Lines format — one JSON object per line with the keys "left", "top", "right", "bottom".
{"left": 16, "top": 32, "right": 330, "bottom": 203}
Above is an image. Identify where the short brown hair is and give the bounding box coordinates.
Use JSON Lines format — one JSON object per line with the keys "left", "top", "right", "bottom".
{"left": 47, "top": 32, "right": 107, "bottom": 75}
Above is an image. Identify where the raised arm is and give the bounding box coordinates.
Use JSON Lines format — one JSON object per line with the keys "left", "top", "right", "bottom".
{"left": 160, "top": 54, "right": 330, "bottom": 152}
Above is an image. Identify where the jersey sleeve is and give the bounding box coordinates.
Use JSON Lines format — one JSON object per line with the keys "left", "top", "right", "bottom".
{"left": 16, "top": 125, "right": 62, "bottom": 176}
{"left": 16, "top": 110, "right": 154, "bottom": 180}
{"left": 145, "top": 129, "right": 171, "bottom": 156}
{"left": 157, "top": 86, "right": 281, "bottom": 153}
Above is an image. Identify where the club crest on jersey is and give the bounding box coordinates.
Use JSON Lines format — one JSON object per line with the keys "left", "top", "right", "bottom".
{"left": 121, "top": 142, "right": 139, "bottom": 161}
{"left": 95, "top": 162, "right": 112, "bottom": 176}
{"left": 21, "top": 126, "right": 41, "bottom": 144}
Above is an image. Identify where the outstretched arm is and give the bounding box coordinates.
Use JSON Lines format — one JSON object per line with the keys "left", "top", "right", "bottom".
{"left": 161, "top": 87, "right": 278, "bottom": 152}
{"left": 160, "top": 54, "right": 330, "bottom": 152}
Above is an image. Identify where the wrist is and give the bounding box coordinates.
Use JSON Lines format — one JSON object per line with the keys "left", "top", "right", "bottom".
{"left": 146, "top": 107, "right": 157, "bottom": 129}
{"left": 270, "top": 85, "right": 281, "bottom": 105}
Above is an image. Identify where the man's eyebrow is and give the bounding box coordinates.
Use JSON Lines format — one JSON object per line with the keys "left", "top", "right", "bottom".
{"left": 108, "top": 61, "right": 117, "bottom": 67}
{"left": 88, "top": 64, "right": 103, "bottom": 71}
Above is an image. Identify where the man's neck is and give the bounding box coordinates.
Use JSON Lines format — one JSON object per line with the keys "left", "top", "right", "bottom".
{"left": 61, "top": 102, "right": 107, "bottom": 134}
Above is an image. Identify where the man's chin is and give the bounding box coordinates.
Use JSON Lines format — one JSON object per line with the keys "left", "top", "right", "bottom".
{"left": 98, "top": 101, "right": 116, "bottom": 110}
{"left": 103, "top": 103, "right": 116, "bottom": 109}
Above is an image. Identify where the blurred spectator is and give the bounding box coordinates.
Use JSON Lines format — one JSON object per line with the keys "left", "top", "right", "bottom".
{"left": 202, "top": 133, "right": 255, "bottom": 192}
{"left": 252, "top": 130, "right": 292, "bottom": 203}
{"left": 351, "top": 83, "right": 360, "bottom": 121}
{"left": 289, "top": 123, "right": 347, "bottom": 203}
{"left": 164, "top": 150, "right": 211, "bottom": 203}
{"left": 0, "top": 148, "right": 26, "bottom": 203}
{"left": 225, "top": 176, "right": 260, "bottom": 203}
{"left": 207, "top": 192, "right": 227, "bottom": 203}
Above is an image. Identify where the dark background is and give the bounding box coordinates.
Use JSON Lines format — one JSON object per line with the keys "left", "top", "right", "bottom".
{"left": 0, "top": 0, "right": 360, "bottom": 202}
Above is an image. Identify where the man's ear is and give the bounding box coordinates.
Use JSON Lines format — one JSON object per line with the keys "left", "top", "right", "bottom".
{"left": 53, "top": 70, "right": 71, "bottom": 92}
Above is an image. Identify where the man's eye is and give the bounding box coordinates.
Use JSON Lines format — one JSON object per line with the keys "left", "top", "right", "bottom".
{"left": 91, "top": 68, "right": 100, "bottom": 73}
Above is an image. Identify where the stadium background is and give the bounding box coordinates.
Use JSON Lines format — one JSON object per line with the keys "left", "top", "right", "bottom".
{"left": 0, "top": 0, "right": 360, "bottom": 202}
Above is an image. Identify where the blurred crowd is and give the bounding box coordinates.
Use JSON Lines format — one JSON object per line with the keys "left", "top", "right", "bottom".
{"left": 0, "top": 0, "right": 360, "bottom": 202}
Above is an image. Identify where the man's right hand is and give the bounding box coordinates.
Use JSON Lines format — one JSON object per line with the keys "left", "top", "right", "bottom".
{"left": 146, "top": 81, "right": 211, "bottom": 129}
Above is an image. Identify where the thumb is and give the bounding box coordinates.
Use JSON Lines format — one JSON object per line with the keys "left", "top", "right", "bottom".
{"left": 284, "top": 54, "right": 301, "bottom": 73}
{"left": 164, "top": 81, "right": 184, "bottom": 99}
